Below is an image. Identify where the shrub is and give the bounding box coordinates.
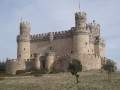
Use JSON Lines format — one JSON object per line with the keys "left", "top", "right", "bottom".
{"left": 102, "top": 59, "right": 117, "bottom": 81}
{"left": 68, "top": 59, "right": 82, "bottom": 83}
{"left": 0, "top": 77, "right": 5, "bottom": 81}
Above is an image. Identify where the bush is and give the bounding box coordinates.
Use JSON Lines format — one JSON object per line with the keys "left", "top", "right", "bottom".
{"left": 0, "top": 77, "right": 5, "bottom": 81}
{"left": 102, "top": 59, "right": 117, "bottom": 81}
{"left": 0, "top": 63, "right": 6, "bottom": 73}
{"left": 68, "top": 59, "right": 82, "bottom": 83}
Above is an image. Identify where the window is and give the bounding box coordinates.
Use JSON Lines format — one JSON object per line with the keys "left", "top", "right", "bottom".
{"left": 24, "top": 48, "right": 25, "bottom": 51}
{"left": 85, "top": 42, "right": 88, "bottom": 45}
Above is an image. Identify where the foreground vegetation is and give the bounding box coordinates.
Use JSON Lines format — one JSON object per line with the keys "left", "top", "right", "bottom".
{"left": 0, "top": 71, "right": 120, "bottom": 90}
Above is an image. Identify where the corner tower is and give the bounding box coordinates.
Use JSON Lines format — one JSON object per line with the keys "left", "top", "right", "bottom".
{"left": 17, "top": 21, "right": 31, "bottom": 62}
{"left": 73, "top": 11, "right": 90, "bottom": 55}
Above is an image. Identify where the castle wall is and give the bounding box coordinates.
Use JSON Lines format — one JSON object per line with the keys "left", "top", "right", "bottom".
{"left": 81, "top": 55, "right": 101, "bottom": 70}
{"left": 6, "top": 59, "right": 18, "bottom": 75}
{"left": 72, "top": 54, "right": 101, "bottom": 70}
{"left": 89, "top": 42, "right": 94, "bottom": 54}
{"left": 94, "top": 43, "right": 105, "bottom": 57}
{"left": 25, "top": 59, "right": 35, "bottom": 71}
{"left": 6, "top": 59, "right": 27, "bottom": 75}
{"left": 30, "top": 37, "right": 73, "bottom": 57}
{"left": 99, "top": 44, "right": 105, "bottom": 57}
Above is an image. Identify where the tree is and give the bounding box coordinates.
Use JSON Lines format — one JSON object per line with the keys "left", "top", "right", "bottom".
{"left": 68, "top": 59, "right": 82, "bottom": 83}
{"left": 102, "top": 59, "right": 117, "bottom": 81}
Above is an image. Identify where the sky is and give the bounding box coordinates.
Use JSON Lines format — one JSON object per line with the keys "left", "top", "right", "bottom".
{"left": 0, "top": 0, "right": 120, "bottom": 68}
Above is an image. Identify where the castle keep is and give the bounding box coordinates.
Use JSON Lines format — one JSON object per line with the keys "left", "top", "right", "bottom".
{"left": 6, "top": 11, "right": 106, "bottom": 74}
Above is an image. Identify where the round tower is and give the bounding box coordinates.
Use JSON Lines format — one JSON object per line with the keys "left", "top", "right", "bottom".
{"left": 73, "top": 11, "right": 90, "bottom": 55}
{"left": 6, "top": 59, "right": 17, "bottom": 75}
{"left": 46, "top": 49, "right": 55, "bottom": 72}
{"left": 34, "top": 54, "right": 40, "bottom": 70}
{"left": 94, "top": 37, "right": 106, "bottom": 57}
{"left": 17, "top": 21, "right": 31, "bottom": 70}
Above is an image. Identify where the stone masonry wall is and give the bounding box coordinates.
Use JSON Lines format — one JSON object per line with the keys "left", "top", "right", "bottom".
{"left": 30, "top": 37, "right": 73, "bottom": 57}
{"left": 72, "top": 54, "right": 101, "bottom": 70}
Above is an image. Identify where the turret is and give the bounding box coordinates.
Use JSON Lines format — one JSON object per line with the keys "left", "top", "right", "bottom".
{"left": 34, "top": 54, "right": 40, "bottom": 70}
{"left": 89, "top": 20, "right": 100, "bottom": 37}
{"left": 94, "top": 37, "right": 105, "bottom": 57}
{"left": 75, "top": 11, "right": 87, "bottom": 32}
{"left": 46, "top": 47, "right": 55, "bottom": 72}
{"left": 73, "top": 11, "right": 90, "bottom": 55}
{"left": 17, "top": 21, "right": 31, "bottom": 62}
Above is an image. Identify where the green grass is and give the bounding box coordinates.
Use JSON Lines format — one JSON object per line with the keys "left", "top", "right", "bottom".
{"left": 0, "top": 71, "right": 120, "bottom": 90}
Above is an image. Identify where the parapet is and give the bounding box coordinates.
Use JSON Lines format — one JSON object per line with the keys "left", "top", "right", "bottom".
{"left": 75, "top": 11, "right": 87, "bottom": 19}
{"left": 20, "top": 21, "right": 31, "bottom": 29}
{"left": 87, "top": 21, "right": 100, "bottom": 33}
{"left": 30, "top": 28, "right": 75, "bottom": 41}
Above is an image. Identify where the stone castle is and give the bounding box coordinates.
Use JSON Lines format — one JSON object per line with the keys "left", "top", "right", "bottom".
{"left": 5, "top": 10, "right": 107, "bottom": 74}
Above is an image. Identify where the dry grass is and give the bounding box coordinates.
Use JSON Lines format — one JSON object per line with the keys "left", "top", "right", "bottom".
{"left": 0, "top": 71, "right": 120, "bottom": 90}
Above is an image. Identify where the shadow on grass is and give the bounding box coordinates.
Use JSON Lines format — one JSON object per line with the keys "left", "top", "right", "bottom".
{"left": 0, "top": 77, "right": 5, "bottom": 81}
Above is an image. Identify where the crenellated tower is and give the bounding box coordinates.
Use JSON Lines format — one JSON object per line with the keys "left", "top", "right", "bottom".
{"left": 73, "top": 11, "right": 90, "bottom": 55}
{"left": 94, "top": 37, "right": 106, "bottom": 57}
{"left": 17, "top": 21, "right": 31, "bottom": 62}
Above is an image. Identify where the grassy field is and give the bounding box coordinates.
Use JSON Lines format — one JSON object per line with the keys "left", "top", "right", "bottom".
{"left": 0, "top": 71, "right": 120, "bottom": 90}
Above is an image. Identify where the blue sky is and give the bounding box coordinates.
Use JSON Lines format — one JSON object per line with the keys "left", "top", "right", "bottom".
{"left": 0, "top": 0, "right": 120, "bottom": 68}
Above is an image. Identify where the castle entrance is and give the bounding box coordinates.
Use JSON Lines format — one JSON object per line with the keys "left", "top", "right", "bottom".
{"left": 40, "top": 56, "right": 46, "bottom": 70}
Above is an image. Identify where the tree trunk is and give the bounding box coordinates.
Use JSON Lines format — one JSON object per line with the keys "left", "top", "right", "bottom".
{"left": 75, "top": 74, "right": 79, "bottom": 84}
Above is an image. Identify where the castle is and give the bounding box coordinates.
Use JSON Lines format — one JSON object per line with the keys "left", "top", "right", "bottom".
{"left": 5, "top": 10, "right": 107, "bottom": 74}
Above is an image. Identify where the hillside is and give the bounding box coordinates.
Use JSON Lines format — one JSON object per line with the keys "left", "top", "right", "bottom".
{"left": 0, "top": 71, "right": 120, "bottom": 90}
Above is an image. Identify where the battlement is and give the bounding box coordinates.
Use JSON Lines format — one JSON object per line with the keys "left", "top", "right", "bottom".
{"left": 20, "top": 21, "right": 30, "bottom": 29}
{"left": 75, "top": 11, "right": 87, "bottom": 19}
{"left": 6, "top": 59, "right": 17, "bottom": 63}
{"left": 87, "top": 21, "right": 100, "bottom": 32}
{"left": 30, "top": 28, "right": 75, "bottom": 41}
